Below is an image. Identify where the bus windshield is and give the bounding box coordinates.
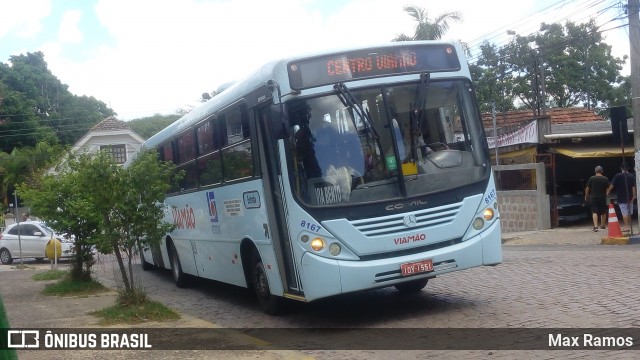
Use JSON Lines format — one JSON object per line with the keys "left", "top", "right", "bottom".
{"left": 285, "top": 79, "right": 489, "bottom": 207}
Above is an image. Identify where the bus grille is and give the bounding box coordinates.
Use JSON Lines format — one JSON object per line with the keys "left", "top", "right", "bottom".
{"left": 349, "top": 202, "right": 463, "bottom": 237}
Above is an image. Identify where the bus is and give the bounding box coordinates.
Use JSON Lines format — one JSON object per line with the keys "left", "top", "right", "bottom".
{"left": 137, "top": 41, "right": 502, "bottom": 314}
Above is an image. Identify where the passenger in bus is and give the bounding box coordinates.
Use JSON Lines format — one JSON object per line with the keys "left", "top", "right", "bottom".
{"left": 313, "top": 123, "right": 340, "bottom": 177}
{"left": 339, "top": 132, "right": 365, "bottom": 176}
{"left": 295, "top": 120, "right": 322, "bottom": 179}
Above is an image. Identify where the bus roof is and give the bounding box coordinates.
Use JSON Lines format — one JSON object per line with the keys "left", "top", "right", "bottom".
{"left": 142, "top": 40, "right": 463, "bottom": 150}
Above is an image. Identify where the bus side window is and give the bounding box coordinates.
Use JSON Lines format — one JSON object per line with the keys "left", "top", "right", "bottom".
{"left": 222, "top": 106, "right": 253, "bottom": 181}
{"left": 159, "top": 143, "right": 181, "bottom": 193}
{"left": 196, "top": 119, "right": 223, "bottom": 187}
{"left": 176, "top": 130, "right": 198, "bottom": 191}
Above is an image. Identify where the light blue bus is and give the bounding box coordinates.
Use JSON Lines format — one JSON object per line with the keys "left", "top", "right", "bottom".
{"left": 138, "top": 41, "right": 502, "bottom": 314}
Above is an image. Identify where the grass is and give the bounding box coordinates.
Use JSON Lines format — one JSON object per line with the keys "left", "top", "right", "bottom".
{"left": 32, "top": 269, "right": 68, "bottom": 281}
{"left": 41, "top": 275, "right": 109, "bottom": 296}
{"left": 37, "top": 271, "right": 179, "bottom": 325}
{"left": 91, "top": 297, "right": 180, "bottom": 325}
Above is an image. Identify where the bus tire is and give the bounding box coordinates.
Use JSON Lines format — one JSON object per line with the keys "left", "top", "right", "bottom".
{"left": 169, "top": 242, "right": 187, "bottom": 288}
{"left": 141, "top": 253, "right": 154, "bottom": 271}
{"left": 394, "top": 278, "right": 429, "bottom": 293}
{"left": 252, "top": 252, "right": 282, "bottom": 315}
{"left": 139, "top": 246, "right": 154, "bottom": 271}
{"left": 0, "top": 248, "right": 12, "bottom": 265}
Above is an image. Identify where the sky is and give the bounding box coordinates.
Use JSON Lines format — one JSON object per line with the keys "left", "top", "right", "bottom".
{"left": 0, "top": 0, "right": 632, "bottom": 120}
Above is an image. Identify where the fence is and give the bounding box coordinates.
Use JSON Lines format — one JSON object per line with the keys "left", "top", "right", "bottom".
{"left": 494, "top": 162, "right": 551, "bottom": 233}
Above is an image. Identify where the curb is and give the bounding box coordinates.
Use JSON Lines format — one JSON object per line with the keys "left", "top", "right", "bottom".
{"left": 601, "top": 236, "right": 630, "bottom": 245}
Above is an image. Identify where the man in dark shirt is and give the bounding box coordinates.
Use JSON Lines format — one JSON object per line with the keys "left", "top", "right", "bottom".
{"left": 585, "top": 165, "right": 610, "bottom": 231}
{"left": 607, "top": 162, "right": 637, "bottom": 233}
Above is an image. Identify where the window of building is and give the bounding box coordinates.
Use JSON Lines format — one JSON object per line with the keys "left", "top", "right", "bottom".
{"left": 100, "top": 144, "right": 127, "bottom": 164}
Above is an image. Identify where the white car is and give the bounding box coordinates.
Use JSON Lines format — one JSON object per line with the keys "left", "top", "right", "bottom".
{"left": 0, "top": 221, "right": 74, "bottom": 264}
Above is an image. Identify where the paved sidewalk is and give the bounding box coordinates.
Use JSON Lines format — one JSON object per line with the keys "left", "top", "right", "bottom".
{"left": 502, "top": 220, "right": 640, "bottom": 246}
{"left": 0, "top": 263, "right": 312, "bottom": 360}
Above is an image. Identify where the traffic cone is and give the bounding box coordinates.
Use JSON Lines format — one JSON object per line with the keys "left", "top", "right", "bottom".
{"left": 607, "top": 203, "right": 623, "bottom": 237}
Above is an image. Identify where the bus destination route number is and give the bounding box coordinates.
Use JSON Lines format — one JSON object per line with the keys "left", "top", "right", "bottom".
{"left": 400, "top": 259, "right": 433, "bottom": 277}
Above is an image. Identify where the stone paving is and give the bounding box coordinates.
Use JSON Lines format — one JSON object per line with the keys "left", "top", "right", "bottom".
{"left": 1, "top": 221, "right": 639, "bottom": 359}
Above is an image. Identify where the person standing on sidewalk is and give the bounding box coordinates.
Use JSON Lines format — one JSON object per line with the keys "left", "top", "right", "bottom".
{"left": 585, "top": 165, "right": 610, "bottom": 232}
{"left": 607, "top": 162, "right": 637, "bottom": 233}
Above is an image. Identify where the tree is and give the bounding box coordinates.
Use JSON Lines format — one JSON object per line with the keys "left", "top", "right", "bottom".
{"left": 18, "top": 149, "right": 180, "bottom": 294}
{"left": 393, "top": 5, "right": 462, "bottom": 41}
{"left": 128, "top": 113, "right": 180, "bottom": 139}
{"left": 0, "top": 143, "right": 61, "bottom": 206}
{"left": 472, "top": 20, "right": 626, "bottom": 113}
{"left": 107, "top": 150, "right": 177, "bottom": 293}
{"left": 0, "top": 52, "right": 115, "bottom": 148}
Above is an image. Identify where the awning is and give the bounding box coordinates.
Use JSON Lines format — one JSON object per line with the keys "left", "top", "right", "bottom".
{"left": 548, "top": 145, "right": 633, "bottom": 158}
{"left": 491, "top": 146, "right": 537, "bottom": 164}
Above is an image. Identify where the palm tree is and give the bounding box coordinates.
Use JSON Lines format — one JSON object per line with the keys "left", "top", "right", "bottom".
{"left": 393, "top": 5, "right": 462, "bottom": 41}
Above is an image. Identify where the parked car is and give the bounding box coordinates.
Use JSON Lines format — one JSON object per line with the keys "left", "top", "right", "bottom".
{"left": 555, "top": 183, "right": 590, "bottom": 223}
{"left": 0, "top": 221, "right": 74, "bottom": 264}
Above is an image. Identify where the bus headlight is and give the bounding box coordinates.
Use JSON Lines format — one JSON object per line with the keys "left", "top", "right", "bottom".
{"left": 328, "top": 243, "right": 341, "bottom": 256}
{"left": 300, "top": 235, "right": 309, "bottom": 243}
{"left": 473, "top": 217, "right": 484, "bottom": 230}
{"left": 310, "top": 238, "right": 325, "bottom": 251}
{"left": 483, "top": 208, "right": 494, "bottom": 221}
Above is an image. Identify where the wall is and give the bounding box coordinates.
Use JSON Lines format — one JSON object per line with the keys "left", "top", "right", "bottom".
{"left": 494, "top": 162, "right": 551, "bottom": 233}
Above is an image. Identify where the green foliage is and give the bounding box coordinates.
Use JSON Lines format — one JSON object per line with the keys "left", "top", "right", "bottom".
{"left": 32, "top": 269, "right": 68, "bottom": 281}
{"left": 128, "top": 114, "right": 181, "bottom": 139}
{"left": 0, "top": 51, "right": 115, "bottom": 150}
{"left": 472, "top": 20, "right": 627, "bottom": 114}
{"left": 91, "top": 297, "right": 180, "bottom": 325}
{"left": 41, "top": 275, "right": 107, "bottom": 296}
{"left": 393, "top": 5, "right": 462, "bottom": 41}
{"left": 1, "top": 142, "right": 63, "bottom": 206}
{"left": 0, "top": 295, "right": 18, "bottom": 360}
{"left": 18, "top": 148, "right": 181, "bottom": 294}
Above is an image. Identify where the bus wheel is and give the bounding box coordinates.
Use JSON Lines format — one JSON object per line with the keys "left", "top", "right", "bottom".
{"left": 139, "top": 246, "right": 154, "bottom": 271}
{"left": 169, "top": 243, "right": 186, "bottom": 288}
{"left": 252, "top": 253, "right": 282, "bottom": 315}
{"left": 141, "top": 254, "right": 154, "bottom": 271}
{"left": 0, "top": 248, "right": 12, "bottom": 265}
{"left": 394, "top": 278, "right": 429, "bottom": 293}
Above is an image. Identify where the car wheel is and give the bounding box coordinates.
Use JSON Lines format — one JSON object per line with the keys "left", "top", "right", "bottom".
{"left": 169, "top": 242, "right": 187, "bottom": 288}
{"left": 394, "top": 278, "right": 429, "bottom": 293}
{"left": 0, "top": 248, "right": 13, "bottom": 265}
{"left": 252, "top": 251, "right": 283, "bottom": 315}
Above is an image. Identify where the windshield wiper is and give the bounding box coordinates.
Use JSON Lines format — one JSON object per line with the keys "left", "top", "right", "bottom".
{"left": 334, "top": 83, "right": 379, "bottom": 140}
{"left": 409, "top": 72, "right": 430, "bottom": 162}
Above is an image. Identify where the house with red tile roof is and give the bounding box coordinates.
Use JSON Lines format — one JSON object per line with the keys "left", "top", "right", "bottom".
{"left": 482, "top": 107, "right": 632, "bottom": 167}
{"left": 71, "top": 116, "right": 145, "bottom": 165}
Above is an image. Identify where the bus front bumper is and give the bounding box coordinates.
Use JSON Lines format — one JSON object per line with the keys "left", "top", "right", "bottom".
{"left": 299, "top": 220, "right": 502, "bottom": 301}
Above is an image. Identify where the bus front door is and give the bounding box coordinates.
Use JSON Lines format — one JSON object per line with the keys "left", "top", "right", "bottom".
{"left": 255, "top": 105, "right": 301, "bottom": 296}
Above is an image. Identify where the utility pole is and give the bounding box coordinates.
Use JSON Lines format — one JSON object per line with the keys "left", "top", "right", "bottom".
{"left": 630, "top": 0, "right": 640, "bottom": 234}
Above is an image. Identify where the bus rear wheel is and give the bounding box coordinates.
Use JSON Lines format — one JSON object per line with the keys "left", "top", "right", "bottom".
{"left": 169, "top": 243, "right": 187, "bottom": 288}
{"left": 394, "top": 278, "right": 429, "bottom": 293}
{"left": 252, "top": 252, "right": 282, "bottom": 315}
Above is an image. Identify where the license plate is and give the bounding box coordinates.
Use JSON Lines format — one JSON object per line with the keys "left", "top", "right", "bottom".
{"left": 400, "top": 259, "right": 433, "bottom": 277}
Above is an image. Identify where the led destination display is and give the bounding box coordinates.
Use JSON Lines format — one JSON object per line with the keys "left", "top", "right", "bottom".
{"left": 288, "top": 44, "right": 461, "bottom": 89}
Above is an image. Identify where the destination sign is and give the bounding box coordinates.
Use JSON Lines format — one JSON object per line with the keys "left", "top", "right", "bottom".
{"left": 288, "top": 44, "right": 460, "bottom": 90}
